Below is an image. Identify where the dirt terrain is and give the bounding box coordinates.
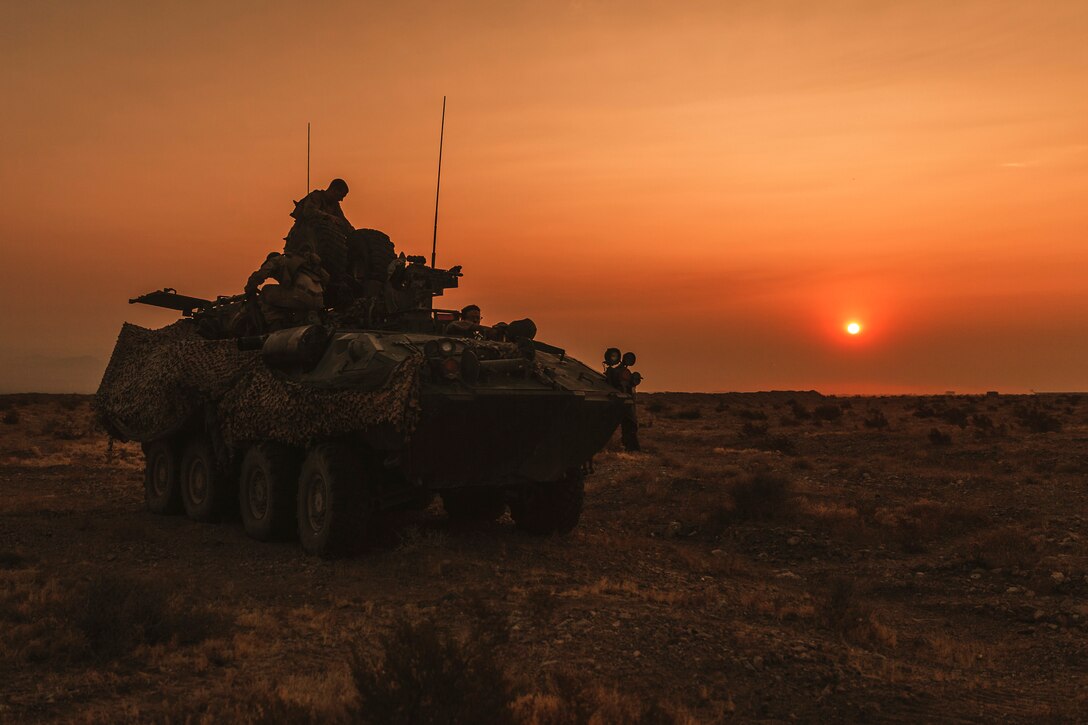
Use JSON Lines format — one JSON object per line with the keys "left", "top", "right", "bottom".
{"left": 1, "top": 391, "right": 1087, "bottom": 723}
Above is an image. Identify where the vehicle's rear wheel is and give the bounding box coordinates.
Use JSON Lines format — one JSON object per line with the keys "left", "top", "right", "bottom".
{"left": 239, "top": 443, "right": 301, "bottom": 541}
{"left": 180, "top": 436, "right": 231, "bottom": 522}
{"left": 509, "top": 469, "right": 585, "bottom": 535}
{"left": 442, "top": 488, "right": 507, "bottom": 522}
{"left": 297, "top": 443, "right": 369, "bottom": 557}
{"left": 143, "top": 439, "right": 182, "bottom": 515}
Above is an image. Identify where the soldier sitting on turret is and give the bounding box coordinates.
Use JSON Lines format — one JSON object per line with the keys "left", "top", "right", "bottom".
{"left": 243, "top": 251, "right": 329, "bottom": 332}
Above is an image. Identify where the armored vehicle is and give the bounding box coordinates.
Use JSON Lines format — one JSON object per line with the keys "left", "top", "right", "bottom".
{"left": 96, "top": 242, "right": 639, "bottom": 557}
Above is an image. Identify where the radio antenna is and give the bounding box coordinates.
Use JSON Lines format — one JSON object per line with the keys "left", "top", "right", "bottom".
{"left": 306, "top": 122, "right": 311, "bottom": 194}
{"left": 431, "top": 96, "right": 446, "bottom": 268}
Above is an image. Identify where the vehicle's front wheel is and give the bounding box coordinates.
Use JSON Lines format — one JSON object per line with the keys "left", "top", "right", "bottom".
{"left": 143, "top": 438, "right": 182, "bottom": 515}
{"left": 180, "top": 436, "right": 232, "bottom": 522}
{"left": 509, "top": 469, "right": 585, "bottom": 535}
{"left": 297, "top": 443, "right": 369, "bottom": 557}
{"left": 239, "top": 443, "right": 301, "bottom": 541}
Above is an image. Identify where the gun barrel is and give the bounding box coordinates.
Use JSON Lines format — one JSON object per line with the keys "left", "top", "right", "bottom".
{"left": 129, "top": 288, "right": 212, "bottom": 316}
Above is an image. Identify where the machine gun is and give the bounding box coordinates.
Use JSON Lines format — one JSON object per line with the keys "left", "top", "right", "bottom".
{"left": 129, "top": 288, "right": 212, "bottom": 316}
{"left": 130, "top": 288, "right": 249, "bottom": 338}
{"left": 130, "top": 288, "right": 246, "bottom": 316}
{"left": 390, "top": 256, "right": 462, "bottom": 299}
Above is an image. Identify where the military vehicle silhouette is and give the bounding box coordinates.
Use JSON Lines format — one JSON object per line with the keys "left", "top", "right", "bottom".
{"left": 96, "top": 241, "right": 638, "bottom": 557}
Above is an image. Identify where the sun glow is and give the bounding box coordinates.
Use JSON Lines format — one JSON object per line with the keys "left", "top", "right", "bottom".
{"left": 846, "top": 322, "right": 861, "bottom": 335}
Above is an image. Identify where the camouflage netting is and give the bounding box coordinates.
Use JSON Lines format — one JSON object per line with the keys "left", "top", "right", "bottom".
{"left": 95, "top": 321, "right": 422, "bottom": 447}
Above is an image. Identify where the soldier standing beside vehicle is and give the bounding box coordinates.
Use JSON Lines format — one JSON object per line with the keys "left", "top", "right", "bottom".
{"left": 243, "top": 251, "right": 330, "bottom": 332}
{"left": 606, "top": 352, "right": 642, "bottom": 451}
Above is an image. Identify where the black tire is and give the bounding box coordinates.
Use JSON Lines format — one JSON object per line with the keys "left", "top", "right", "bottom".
{"left": 180, "top": 436, "right": 231, "bottom": 523}
{"left": 312, "top": 216, "right": 350, "bottom": 277}
{"left": 142, "top": 439, "right": 182, "bottom": 515}
{"left": 239, "top": 443, "right": 302, "bottom": 542}
{"left": 442, "top": 488, "right": 506, "bottom": 522}
{"left": 296, "top": 443, "right": 369, "bottom": 558}
{"left": 349, "top": 228, "right": 396, "bottom": 281}
{"left": 509, "top": 470, "right": 585, "bottom": 535}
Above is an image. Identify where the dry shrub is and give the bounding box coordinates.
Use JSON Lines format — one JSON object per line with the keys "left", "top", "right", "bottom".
{"left": 1013, "top": 404, "right": 1062, "bottom": 433}
{"left": 812, "top": 404, "right": 843, "bottom": 422}
{"left": 349, "top": 615, "right": 512, "bottom": 724}
{"left": 738, "top": 587, "right": 816, "bottom": 622}
{"left": 970, "top": 413, "right": 994, "bottom": 430}
{"left": 940, "top": 407, "right": 969, "bottom": 427}
{"left": 171, "top": 685, "right": 326, "bottom": 725}
{"left": 0, "top": 572, "right": 230, "bottom": 666}
{"left": 671, "top": 407, "right": 702, "bottom": 420}
{"left": 821, "top": 577, "right": 897, "bottom": 649}
{"left": 728, "top": 472, "right": 793, "bottom": 521}
{"left": 511, "top": 670, "right": 679, "bottom": 725}
{"left": 754, "top": 434, "right": 795, "bottom": 455}
{"left": 2, "top": 410, "right": 19, "bottom": 425}
{"left": 0, "top": 550, "right": 31, "bottom": 569}
{"left": 862, "top": 409, "right": 888, "bottom": 429}
{"left": 644, "top": 399, "right": 667, "bottom": 414}
{"left": 912, "top": 402, "right": 937, "bottom": 419}
{"left": 874, "top": 499, "right": 988, "bottom": 552}
{"left": 72, "top": 574, "right": 228, "bottom": 658}
{"left": 970, "top": 525, "right": 1042, "bottom": 570}
{"left": 927, "top": 428, "right": 952, "bottom": 445}
{"left": 787, "top": 399, "right": 811, "bottom": 420}
{"left": 801, "top": 501, "right": 865, "bottom": 538}
{"left": 695, "top": 472, "right": 793, "bottom": 536}
{"left": 43, "top": 417, "right": 86, "bottom": 441}
{"left": 912, "top": 634, "right": 989, "bottom": 669}
{"left": 740, "top": 421, "right": 768, "bottom": 438}
{"left": 735, "top": 408, "right": 767, "bottom": 421}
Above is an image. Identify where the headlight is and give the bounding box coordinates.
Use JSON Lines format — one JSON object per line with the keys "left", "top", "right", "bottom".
{"left": 621, "top": 351, "right": 636, "bottom": 367}
{"left": 439, "top": 356, "right": 460, "bottom": 380}
{"left": 604, "top": 347, "right": 621, "bottom": 366}
{"left": 438, "top": 338, "right": 457, "bottom": 355}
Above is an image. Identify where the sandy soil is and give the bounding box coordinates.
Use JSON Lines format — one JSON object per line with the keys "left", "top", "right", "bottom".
{"left": 1, "top": 391, "right": 1086, "bottom": 722}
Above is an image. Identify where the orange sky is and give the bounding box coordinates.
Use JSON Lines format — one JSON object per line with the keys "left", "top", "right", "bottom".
{"left": 1, "top": 0, "right": 1086, "bottom": 393}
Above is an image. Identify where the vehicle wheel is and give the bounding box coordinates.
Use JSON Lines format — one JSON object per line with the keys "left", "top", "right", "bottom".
{"left": 142, "top": 439, "right": 182, "bottom": 515}
{"left": 239, "top": 443, "right": 302, "bottom": 541}
{"left": 442, "top": 488, "right": 506, "bottom": 522}
{"left": 297, "top": 442, "right": 369, "bottom": 557}
{"left": 510, "top": 469, "right": 585, "bottom": 535}
{"left": 180, "top": 436, "right": 231, "bottom": 522}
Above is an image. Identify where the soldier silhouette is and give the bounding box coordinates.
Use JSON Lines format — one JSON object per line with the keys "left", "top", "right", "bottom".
{"left": 284, "top": 178, "right": 355, "bottom": 307}
{"left": 243, "top": 251, "right": 329, "bottom": 332}
{"left": 605, "top": 350, "right": 642, "bottom": 451}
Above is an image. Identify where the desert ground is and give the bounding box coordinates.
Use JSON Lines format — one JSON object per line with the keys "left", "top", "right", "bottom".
{"left": 1, "top": 391, "right": 1086, "bottom": 723}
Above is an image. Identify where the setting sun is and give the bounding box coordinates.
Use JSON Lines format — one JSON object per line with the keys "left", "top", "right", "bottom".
{"left": 846, "top": 322, "right": 862, "bottom": 335}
